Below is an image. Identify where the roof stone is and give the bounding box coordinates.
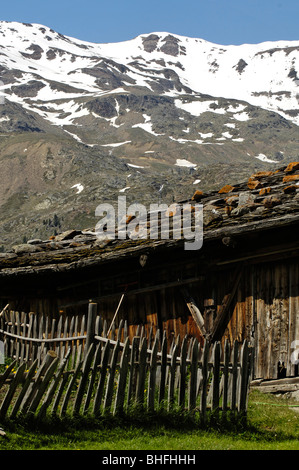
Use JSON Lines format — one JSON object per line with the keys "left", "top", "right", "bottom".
{"left": 0, "top": 163, "right": 298, "bottom": 273}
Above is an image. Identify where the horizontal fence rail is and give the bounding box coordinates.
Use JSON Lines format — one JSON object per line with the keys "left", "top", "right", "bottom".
{"left": 0, "top": 308, "right": 91, "bottom": 367}
{"left": 0, "top": 304, "right": 254, "bottom": 422}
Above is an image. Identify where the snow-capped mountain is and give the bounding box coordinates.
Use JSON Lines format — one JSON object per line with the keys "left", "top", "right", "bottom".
{"left": 1, "top": 22, "right": 299, "bottom": 122}
{"left": 0, "top": 21, "right": 298, "bottom": 247}
{"left": 1, "top": 21, "right": 298, "bottom": 154}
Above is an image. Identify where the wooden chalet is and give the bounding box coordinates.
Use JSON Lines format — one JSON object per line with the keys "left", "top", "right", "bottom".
{"left": 0, "top": 162, "right": 299, "bottom": 380}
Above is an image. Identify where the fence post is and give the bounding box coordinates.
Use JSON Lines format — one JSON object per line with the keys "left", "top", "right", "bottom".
{"left": 85, "top": 301, "right": 97, "bottom": 359}
{"left": 200, "top": 340, "right": 209, "bottom": 424}
{"left": 237, "top": 340, "right": 249, "bottom": 413}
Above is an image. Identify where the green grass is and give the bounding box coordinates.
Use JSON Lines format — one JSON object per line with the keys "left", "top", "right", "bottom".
{"left": 0, "top": 390, "right": 299, "bottom": 450}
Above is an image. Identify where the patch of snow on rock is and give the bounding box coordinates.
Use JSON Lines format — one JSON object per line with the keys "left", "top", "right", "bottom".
{"left": 175, "top": 159, "right": 197, "bottom": 168}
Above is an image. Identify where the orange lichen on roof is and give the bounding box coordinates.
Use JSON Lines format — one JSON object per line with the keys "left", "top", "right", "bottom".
{"left": 218, "top": 184, "right": 235, "bottom": 194}
{"left": 259, "top": 187, "right": 271, "bottom": 196}
{"left": 284, "top": 162, "right": 299, "bottom": 173}
{"left": 282, "top": 174, "right": 299, "bottom": 183}
{"left": 191, "top": 190, "right": 204, "bottom": 201}
{"left": 250, "top": 171, "right": 274, "bottom": 179}
{"left": 247, "top": 178, "right": 262, "bottom": 190}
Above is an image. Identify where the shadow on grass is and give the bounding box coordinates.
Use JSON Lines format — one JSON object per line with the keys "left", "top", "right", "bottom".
{"left": 1, "top": 394, "right": 299, "bottom": 448}
{"left": 0, "top": 407, "right": 257, "bottom": 440}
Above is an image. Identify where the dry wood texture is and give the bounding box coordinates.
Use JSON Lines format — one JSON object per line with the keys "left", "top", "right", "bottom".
{"left": 0, "top": 305, "right": 253, "bottom": 421}
{"left": 0, "top": 333, "right": 253, "bottom": 421}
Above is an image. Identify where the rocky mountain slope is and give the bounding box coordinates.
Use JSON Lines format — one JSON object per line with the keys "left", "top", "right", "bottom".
{"left": 0, "top": 21, "right": 298, "bottom": 248}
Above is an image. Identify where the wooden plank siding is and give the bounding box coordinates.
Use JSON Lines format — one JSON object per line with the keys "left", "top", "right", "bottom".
{"left": 90, "top": 256, "right": 299, "bottom": 380}
{"left": 218, "top": 259, "right": 299, "bottom": 380}
{"left": 95, "top": 286, "right": 203, "bottom": 352}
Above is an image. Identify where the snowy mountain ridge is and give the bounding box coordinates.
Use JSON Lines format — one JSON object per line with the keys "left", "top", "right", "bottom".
{"left": 0, "top": 21, "right": 299, "bottom": 126}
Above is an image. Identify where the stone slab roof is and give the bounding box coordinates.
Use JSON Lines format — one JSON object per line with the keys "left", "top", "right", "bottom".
{"left": 0, "top": 162, "right": 298, "bottom": 277}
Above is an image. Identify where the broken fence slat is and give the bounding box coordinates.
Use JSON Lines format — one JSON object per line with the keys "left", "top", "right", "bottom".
{"left": 60, "top": 360, "right": 83, "bottom": 417}
{"left": 212, "top": 342, "right": 221, "bottom": 414}
{"left": 200, "top": 340, "right": 209, "bottom": 423}
{"left": 126, "top": 335, "right": 139, "bottom": 408}
{"left": 158, "top": 331, "right": 168, "bottom": 404}
{"left": 114, "top": 337, "right": 130, "bottom": 415}
{"left": 73, "top": 344, "right": 96, "bottom": 415}
{"left": 28, "top": 357, "right": 60, "bottom": 414}
{"left": 0, "top": 360, "right": 17, "bottom": 389}
{"left": 238, "top": 340, "right": 249, "bottom": 413}
{"left": 168, "top": 343, "right": 179, "bottom": 411}
{"left": 188, "top": 339, "right": 199, "bottom": 412}
{"left": 9, "top": 359, "right": 39, "bottom": 419}
{"left": 178, "top": 335, "right": 188, "bottom": 409}
{"left": 38, "top": 348, "right": 71, "bottom": 420}
{"left": 93, "top": 340, "right": 111, "bottom": 415}
{"left": 18, "top": 351, "right": 57, "bottom": 415}
{"left": 135, "top": 337, "right": 148, "bottom": 407}
{"left": 230, "top": 340, "right": 239, "bottom": 411}
{"left": 85, "top": 303, "right": 97, "bottom": 359}
{"left": 147, "top": 333, "right": 159, "bottom": 413}
{"left": 103, "top": 340, "right": 120, "bottom": 413}
{"left": 83, "top": 342, "right": 103, "bottom": 414}
{"left": 222, "top": 339, "right": 231, "bottom": 412}
{"left": 0, "top": 363, "right": 26, "bottom": 419}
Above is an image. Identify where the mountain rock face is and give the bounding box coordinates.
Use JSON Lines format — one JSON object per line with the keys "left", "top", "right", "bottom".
{"left": 0, "top": 21, "right": 298, "bottom": 248}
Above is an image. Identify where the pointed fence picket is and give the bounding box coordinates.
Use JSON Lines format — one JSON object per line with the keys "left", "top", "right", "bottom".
{"left": 0, "top": 304, "right": 254, "bottom": 422}
{"left": 0, "top": 336, "right": 254, "bottom": 421}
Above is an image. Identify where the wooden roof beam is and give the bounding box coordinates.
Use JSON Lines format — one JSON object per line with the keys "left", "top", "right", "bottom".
{"left": 210, "top": 264, "right": 244, "bottom": 343}
{"left": 181, "top": 288, "right": 207, "bottom": 338}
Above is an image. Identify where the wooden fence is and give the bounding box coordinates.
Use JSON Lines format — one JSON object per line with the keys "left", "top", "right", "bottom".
{"left": 0, "top": 303, "right": 254, "bottom": 422}
{"left": 0, "top": 304, "right": 97, "bottom": 367}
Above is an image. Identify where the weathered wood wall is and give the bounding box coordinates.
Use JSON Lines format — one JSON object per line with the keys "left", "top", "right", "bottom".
{"left": 94, "top": 256, "right": 299, "bottom": 380}
{"left": 202, "top": 258, "right": 299, "bottom": 380}
{"left": 97, "top": 287, "right": 203, "bottom": 350}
